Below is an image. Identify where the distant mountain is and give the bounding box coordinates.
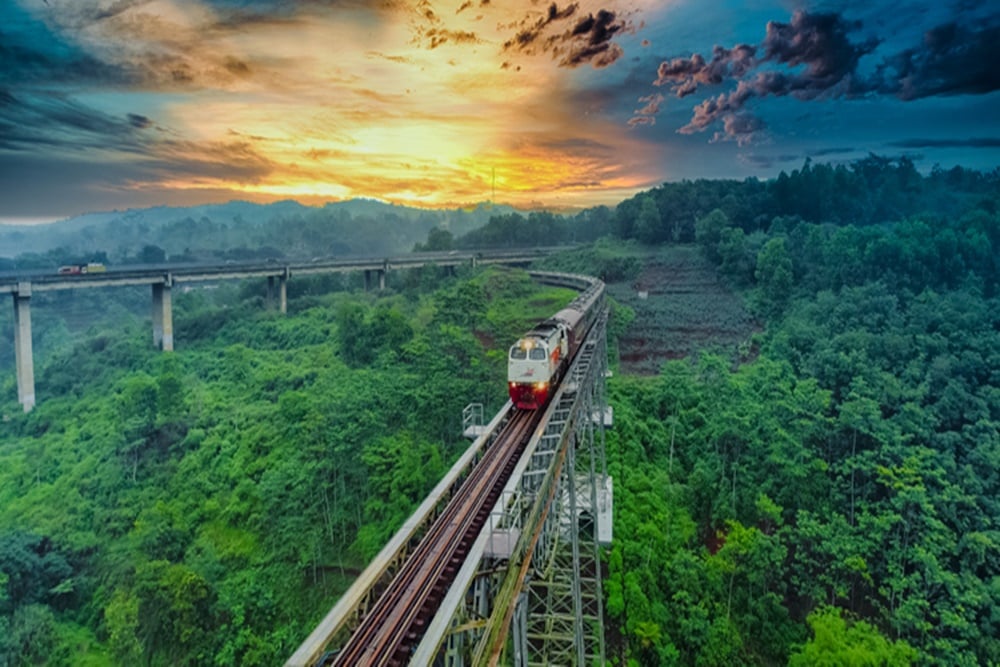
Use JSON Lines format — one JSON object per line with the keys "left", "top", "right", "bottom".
{"left": 0, "top": 199, "right": 522, "bottom": 262}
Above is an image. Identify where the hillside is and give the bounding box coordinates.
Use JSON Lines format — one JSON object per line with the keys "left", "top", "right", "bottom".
{"left": 608, "top": 246, "right": 758, "bottom": 374}
{"left": 1, "top": 156, "right": 997, "bottom": 665}
{"left": 0, "top": 199, "right": 517, "bottom": 263}
{"left": 0, "top": 267, "right": 581, "bottom": 665}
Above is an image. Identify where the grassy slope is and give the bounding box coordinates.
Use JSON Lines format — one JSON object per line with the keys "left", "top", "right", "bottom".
{"left": 606, "top": 245, "right": 758, "bottom": 374}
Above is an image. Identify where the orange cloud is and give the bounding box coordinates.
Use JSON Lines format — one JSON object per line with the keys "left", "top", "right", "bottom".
{"left": 19, "top": 0, "right": 663, "bottom": 210}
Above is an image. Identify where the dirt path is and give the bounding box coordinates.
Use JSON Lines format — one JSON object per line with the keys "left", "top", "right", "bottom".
{"left": 607, "top": 245, "right": 758, "bottom": 375}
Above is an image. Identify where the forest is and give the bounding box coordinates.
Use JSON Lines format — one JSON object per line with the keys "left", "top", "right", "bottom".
{"left": 0, "top": 155, "right": 998, "bottom": 665}
{"left": 0, "top": 198, "right": 514, "bottom": 270}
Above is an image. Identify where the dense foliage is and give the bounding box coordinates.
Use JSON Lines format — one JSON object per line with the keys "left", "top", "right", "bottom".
{"left": 602, "top": 167, "right": 999, "bottom": 664}
{"left": 0, "top": 199, "right": 514, "bottom": 269}
{"left": 2, "top": 155, "right": 998, "bottom": 665}
{"left": 436, "top": 156, "right": 999, "bottom": 252}
{"left": 0, "top": 267, "right": 578, "bottom": 665}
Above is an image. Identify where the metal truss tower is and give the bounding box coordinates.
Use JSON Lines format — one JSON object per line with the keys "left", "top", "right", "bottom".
{"left": 287, "top": 274, "right": 612, "bottom": 667}
{"left": 513, "top": 325, "right": 611, "bottom": 666}
{"left": 416, "top": 310, "right": 612, "bottom": 667}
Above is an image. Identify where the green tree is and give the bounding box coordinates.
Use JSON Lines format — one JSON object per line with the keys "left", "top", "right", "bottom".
{"left": 117, "top": 374, "right": 160, "bottom": 481}
{"left": 134, "top": 559, "right": 214, "bottom": 665}
{"left": 695, "top": 208, "right": 730, "bottom": 262}
{"left": 0, "top": 603, "right": 58, "bottom": 667}
{"left": 718, "top": 227, "right": 754, "bottom": 285}
{"left": 139, "top": 244, "right": 167, "bottom": 264}
{"left": 635, "top": 194, "right": 664, "bottom": 244}
{"left": 789, "top": 606, "right": 916, "bottom": 666}
{"left": 416, "top": 227, "right": 453, "bottom": 251}
{"left": 754, "top": 237, "right": 794, "bottom": 315}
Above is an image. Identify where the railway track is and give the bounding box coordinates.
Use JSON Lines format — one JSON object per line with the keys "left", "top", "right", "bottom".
{"left": 329, "top": 409, "right": 541, "bottom": 666}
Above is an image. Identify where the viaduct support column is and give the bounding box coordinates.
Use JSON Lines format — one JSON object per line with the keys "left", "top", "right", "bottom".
{"left": 363, "top": 268, "right": 386, "bottom": 292}
{"left": 13, "top": 284, "right": 35, "bottom": 412}
{"left": 151, "top": 280, "right": 174, "bottom": 351}
{"left": 266, "top": 275, "right": 288, "bottom": 313}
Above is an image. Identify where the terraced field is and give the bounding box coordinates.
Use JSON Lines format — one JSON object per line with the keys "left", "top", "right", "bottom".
{"left": 607, "top": 245, "right": 758, "bottom": 375}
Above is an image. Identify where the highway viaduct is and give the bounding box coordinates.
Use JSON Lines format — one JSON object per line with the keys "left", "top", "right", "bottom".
{"left": 1, "top": 249, "right": 551, "bottom": 412}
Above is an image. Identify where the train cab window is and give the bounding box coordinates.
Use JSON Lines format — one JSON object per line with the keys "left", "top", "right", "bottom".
{"left": 529, "top": 347, "right": 547, "bottom": 360}
{"left": 510, "top": 346, "right": 527, "bottom": 360}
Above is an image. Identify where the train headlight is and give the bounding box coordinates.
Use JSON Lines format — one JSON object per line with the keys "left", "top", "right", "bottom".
{"left": 533, "top": 382, "right": 548, "bottom": 390}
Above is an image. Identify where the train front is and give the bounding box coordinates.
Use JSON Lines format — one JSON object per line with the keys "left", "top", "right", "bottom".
{"left": 507, "top": 337, "right": 553, "bottom": 409}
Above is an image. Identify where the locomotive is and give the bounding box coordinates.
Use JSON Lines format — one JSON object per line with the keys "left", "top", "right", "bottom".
{"left": 507, "top": 274, "right": 604, "bottom": 409}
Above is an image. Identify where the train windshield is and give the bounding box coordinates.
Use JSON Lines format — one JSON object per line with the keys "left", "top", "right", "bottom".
{"left": 529, "top": 347, "right": 547, "bottom": 360}
{"left": 510, "top": 346, "right": 527, "bottom": 360}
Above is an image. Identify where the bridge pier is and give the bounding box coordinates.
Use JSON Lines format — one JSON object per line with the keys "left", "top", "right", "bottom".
{"left": 12, "top": 283, "right": 35, "bottom": 412}
{"left": 266, "top": 275, "right": 288, "bottom": 313}
{"left": 151, "top": 280, "right": 174, "bottom": 351}
{"left": 364, "top": 269, "right": 386, "bottom": 292}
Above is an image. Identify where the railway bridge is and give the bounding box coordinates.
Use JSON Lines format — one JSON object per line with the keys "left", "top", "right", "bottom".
{"left": 287, "top": 271, "right": 614, "bottom": 666}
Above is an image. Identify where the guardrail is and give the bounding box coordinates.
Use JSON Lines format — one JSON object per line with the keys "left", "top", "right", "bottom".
{"left": 286, "top": 271, "right": 609, "bottom": 666}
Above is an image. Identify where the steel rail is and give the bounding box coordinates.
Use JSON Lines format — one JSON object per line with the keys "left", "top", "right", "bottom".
{"left": 330, "top": 410, "right": 540, "bottom": 666}
{"left": 286, "top": 271, "right": 604, "bottom": 666}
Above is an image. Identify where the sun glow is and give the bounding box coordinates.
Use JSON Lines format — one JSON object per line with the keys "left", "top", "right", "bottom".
{"left": 23, "top": 0, "right": 665, "bottom": 210}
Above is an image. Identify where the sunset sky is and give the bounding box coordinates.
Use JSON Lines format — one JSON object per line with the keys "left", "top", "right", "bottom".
{"left": 1, "top": 0, "right": 998, "bottom": 223}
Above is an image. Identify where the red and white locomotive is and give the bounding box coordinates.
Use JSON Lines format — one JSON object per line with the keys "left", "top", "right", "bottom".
{"left": 507, "top": 274, "right": 604, "bottom": 410}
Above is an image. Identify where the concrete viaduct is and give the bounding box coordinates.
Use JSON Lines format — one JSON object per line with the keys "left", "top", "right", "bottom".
{"left": 1, "top": 249, "right": 551, "bottom": 412}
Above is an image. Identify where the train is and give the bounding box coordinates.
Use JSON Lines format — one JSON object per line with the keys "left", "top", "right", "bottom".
{"left": 57, "top": 262, "right": 106, "bottom": 275}
{"left": 507, "top": 273, "right": 605, "bottom": 409}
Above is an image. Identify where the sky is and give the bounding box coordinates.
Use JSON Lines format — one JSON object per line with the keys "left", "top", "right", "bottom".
{"left": 1, "top": 0, "right": 998, "bottom": 223}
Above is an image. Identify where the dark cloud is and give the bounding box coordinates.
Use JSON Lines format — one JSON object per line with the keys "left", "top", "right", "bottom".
{"left": 761, "top": 10, "right": 878, "bottom": 92}
{"left": 627, "top": 115, "right": 655, "bottom": 127}
{"left": 654, "top": 44, "right": 756, "bottom": 96}
{"left": 0, "top": 90, "right": 151, "bottom": 153}
{"left": 888, "top": 137, "right": 1000, "bottom": 148}
{"left": 643, "top": 8, "right": 1000, "bottom": 147}
{"left": 877, "top": 23, "right": 1000, "bottom": 99}
{"left": 740, "top": 153, "right": 802, "bottom": 169}
{"left": 127, "top": 113, "right": 153, "bottom": 129}
{"left": 0, "top": 29, "right": 135, "bottom": 88}
{"left": 0, "top": 149, "right": 273, "bottom": 218}
{"left": 557, "top": 10, "right": 626, "bottom": 68}
{"left": 679, "top": 79, "right": 754, "bottom": 134}
{"left": 224, "top": 57, "right": 252, "bottom": 77}
{"left": 208, "top": 10, "right": 301, "bottom": 33}
{"left": 627, "top": 92, "right": 662, "bottom": 126}
{"left": 454, "top": 0, "right": 489, "bottom": 17}
{"left": 711, "top": 113, "right": 765, "bottom": 146}
{"left": 503, "top": 3, "right": 579, "bottom": 52}
{"left": 673, "top": 11, "right": 879, "bottom": 136}
{"left": 501, "top": 4, "right": 627, "bottom": 69}
{"left": 808, "top": 147, "right": 855, "bottom": 157}
{"left": 92, "top": 0, "right": 155, "bottom": 22}
{"left": 0, "top": 7, "right": 258, "bottom": 93}
{"left": 425, "top": 28, "right": 481, "bottom": 49}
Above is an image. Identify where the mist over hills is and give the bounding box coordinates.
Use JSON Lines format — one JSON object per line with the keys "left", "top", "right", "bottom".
{"left": 0, "top": 198, "right": 519, "bottom": 263}
{"left": 4, "top": 157, "right": 998, "bottom": 271}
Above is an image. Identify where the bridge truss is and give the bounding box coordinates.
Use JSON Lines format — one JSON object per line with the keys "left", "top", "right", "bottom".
{"left": 427, "top": 310, "right": 611, "bottom": 666}
{"left": 287, "top": 279, "right": 612, "bottom": 667}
